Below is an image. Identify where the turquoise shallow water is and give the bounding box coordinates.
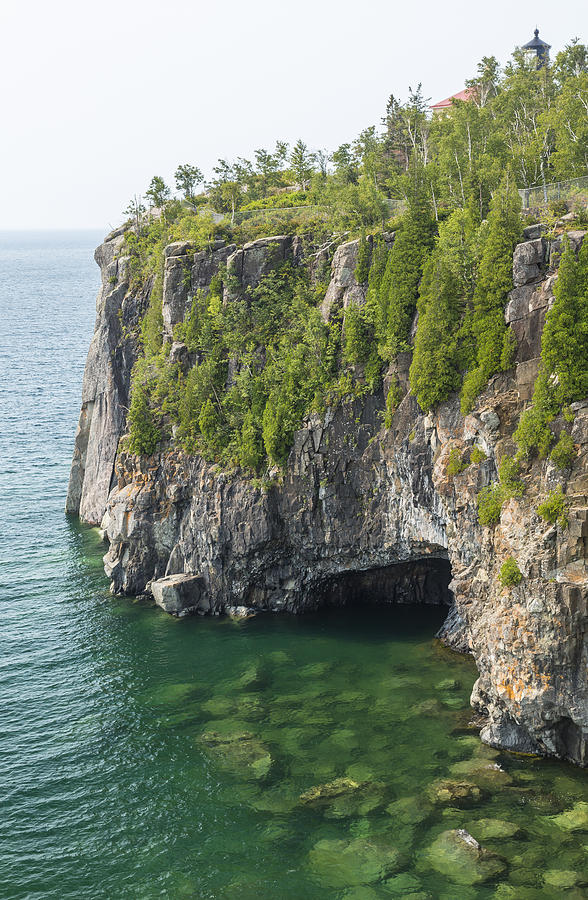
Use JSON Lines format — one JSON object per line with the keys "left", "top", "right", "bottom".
{"left": 0, "top": 232, "right": 586, "bottom": 900}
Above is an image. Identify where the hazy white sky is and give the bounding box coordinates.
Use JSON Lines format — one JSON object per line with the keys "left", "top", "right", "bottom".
{"left": 0, "top": 0, "right": 585, "bottom": 230}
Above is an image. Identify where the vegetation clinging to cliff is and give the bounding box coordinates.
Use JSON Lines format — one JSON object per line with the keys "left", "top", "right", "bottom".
{"left": 122, "top": 37, "right": 587, "bottom": 467}
{"left": 515, "top": 237, "right": 588, "bottom": 458}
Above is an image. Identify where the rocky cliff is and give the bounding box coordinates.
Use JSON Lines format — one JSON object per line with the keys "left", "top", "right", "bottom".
{"left": 67, "top": 225, "right": 588, "bottom": 767}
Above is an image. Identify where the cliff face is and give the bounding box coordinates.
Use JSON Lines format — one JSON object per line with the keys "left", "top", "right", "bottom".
{"left": 68, "top": 226, "right": 588, "bottom": 767}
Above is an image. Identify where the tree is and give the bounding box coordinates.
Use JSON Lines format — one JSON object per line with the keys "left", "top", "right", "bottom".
{"left": 548, "top": 71, "right": 588, "bottom": 178}
{"left": 553, "top": 39, "right": 588, "bottom": 83}
{"left": 332, "top": 143, "right": 358, "bottom": 184}
{"left": 290, "top": 139, "right": 316, "bottom": 191}
{"left": 379, "top": 183, "right": 435, "bottom": 357}
{"left": 198, "top": 397, "right": 221, "bottom": 450}
{"left": 123, "top": 195, "right": 145, "bottom": 233}
{"left": 410, "top": 207, "right": 478, "bottom": 411}
{"left": 466, "top": 56, "right": 500, "bottom": 107}
{"left": 254, "top": 148, "right": 280, "bottom": 194}
{"left": 174, "top": 164, "right": 204, "bottom": 201}
{"left": 128, "top": 383, "right": 160, "bottom": 455}
{"left": 210, "top": 160, "right": 244, "bottom": 223}
{"left": 146, "top": 176, "right": 171, "bottom": 211}
{"left": 541, "top": 236, "right": 588, "bottom": 404}
{"left": 460, "top": 173, "right": 522, "bottom": 414}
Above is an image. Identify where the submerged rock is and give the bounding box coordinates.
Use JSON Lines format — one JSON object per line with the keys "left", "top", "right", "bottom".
{"left": 308, "top": 836, "right": 403, "bottom": 888}
{"left": 469, "top": 818, "right": 522, "bottom": 840}
{"left": 449, "top": 757, "right": 513, "bottom": 787}
{"left": 385, "top": 795, "right": 432, "bottom": 826}
{"left": 427, "top": 779, "right": 486, "bottom": 807}
{"left": 551, "top": 800, "right": 588, "bottom": 832}
{"left": 425, "top": 829, "right": 507, "bottom": 885}
{"left": 199, "top": 729, "right": 272, "bottom": 780}
{"left": 543, "top": 869, "right": 584, "bottom": 889}
{"left": 300, "top": 777, "right": 387, "bottom": 818}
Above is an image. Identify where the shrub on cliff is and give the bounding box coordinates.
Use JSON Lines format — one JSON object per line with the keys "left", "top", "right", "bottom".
{"left": 499, "top": 557, "right": 523, "bottom": 587}
{"left": 550, "top": 430, "right": 576, "bottom": 470}
{"left": 537, "top": 487, "right": 569, "bottom": 528}
{"left": 477, "top": 483, "right": 504, "bottom": 526}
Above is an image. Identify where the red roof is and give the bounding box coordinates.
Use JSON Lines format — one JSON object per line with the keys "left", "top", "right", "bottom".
{"left": 430, "top": 87, "right": 476, "bottom": 110}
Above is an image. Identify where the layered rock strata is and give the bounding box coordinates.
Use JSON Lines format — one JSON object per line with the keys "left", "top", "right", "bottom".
{"left": 68, "top": 226, "right": 588, "bottom": 766}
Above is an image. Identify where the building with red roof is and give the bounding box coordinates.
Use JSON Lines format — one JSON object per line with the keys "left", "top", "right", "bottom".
{"left": 429, "top": 87, "right": 477, "bottom": 114}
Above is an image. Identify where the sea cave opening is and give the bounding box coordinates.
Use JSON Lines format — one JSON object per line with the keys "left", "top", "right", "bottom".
{"left": 313, "top": 557, "right": 453, "bottom": 609}
{"left": 306, "top": 556, "right": 458, "bottom": 644}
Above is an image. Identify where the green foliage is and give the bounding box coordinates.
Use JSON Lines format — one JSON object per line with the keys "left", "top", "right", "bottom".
{"left": 477, "top": 455, "right": 524, "bottom": 525}
{"left": 128, "top": 381, "right": 161, "bottom": 455}
{"left": 498, "top": 456, "right": 525, "bottom": 497}
{"left": 460, "top": 174, "right": 522, "bottom": 414}
{"left": 537, "top": 487, "right": 569, "bottom": 528}
{"left": 515, "top": 237, "right": 588, "bottom": 459}
{"left": 499, "top": 557, "right": 523, "bottom": 588}
{"left": 541, "top": 237, "right": 588, "bottom": 406}
{"left": 354, "top": 232, "right": 371, "bottom": 283}
{"left": 384, "top": 378, "right": 402, "bottom": 428}
{"left": 550, "top": 430, "right": 576, "bottom": 470}
{"left": 446, "top": 448, "right": 468, "bottom": 477}
{"left": 241, "top": 191, "right": 308, "bottom": 211}
{"left": 470, "top": 445, "right": 487, "bottom": 464}
{"left": 379, "top": 190, "right": 435, "bottom": 357}
{"left": 410, "top": 206, "right": 478, "bottom": 411}
{"left": 477, "top": 483, "right": 504, "bottom": 526}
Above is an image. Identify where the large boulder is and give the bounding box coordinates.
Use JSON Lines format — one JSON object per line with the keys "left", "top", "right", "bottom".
{"left": 150, "top": 573, "right": 209, "bottom": 616}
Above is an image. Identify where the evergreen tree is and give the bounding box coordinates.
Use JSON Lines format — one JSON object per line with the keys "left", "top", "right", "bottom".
{"left": 354, "top": 231, "right": 371, "bottom": 283}
{"left": 460, "top": 174, "right": 522, "bottom": 413}
{"left": 380, "top": 187, "right": 434, "bottom": 357}
{"left": 198, "top": 397, "right": 221, "bottom": 450}
{"left": 128, "top": 383, "right": 160, "bottom": 455}
{"left": 542, "top": 236, "right": 588, "bottom": 404}
{"left": 410, "top": 207, "right": 477, "bottom": 411}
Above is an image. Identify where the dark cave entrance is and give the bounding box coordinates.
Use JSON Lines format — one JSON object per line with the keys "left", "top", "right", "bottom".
{"left": 313, "top": 557, "right": 453, "bottom": 610}
{"left": 302, "top": 556, "right": 461, "bottom": 646}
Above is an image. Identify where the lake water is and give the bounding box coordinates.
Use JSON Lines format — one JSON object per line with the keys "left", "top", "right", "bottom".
{"left": 0, "top": 232, "right": 586, "bottom": 899}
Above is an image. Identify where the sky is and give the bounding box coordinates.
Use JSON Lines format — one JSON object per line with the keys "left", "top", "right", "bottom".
{"left": 0, "top": 0, "right": 585, "bottom": 231}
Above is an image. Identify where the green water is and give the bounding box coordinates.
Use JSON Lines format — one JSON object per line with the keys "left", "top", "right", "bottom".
{"left": 1, "top": 232, "right": 586, "bottom": 899}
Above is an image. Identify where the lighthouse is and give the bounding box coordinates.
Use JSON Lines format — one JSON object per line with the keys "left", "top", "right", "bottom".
{"left": 522, "top": 28, "right": 551, "bottom": 68}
